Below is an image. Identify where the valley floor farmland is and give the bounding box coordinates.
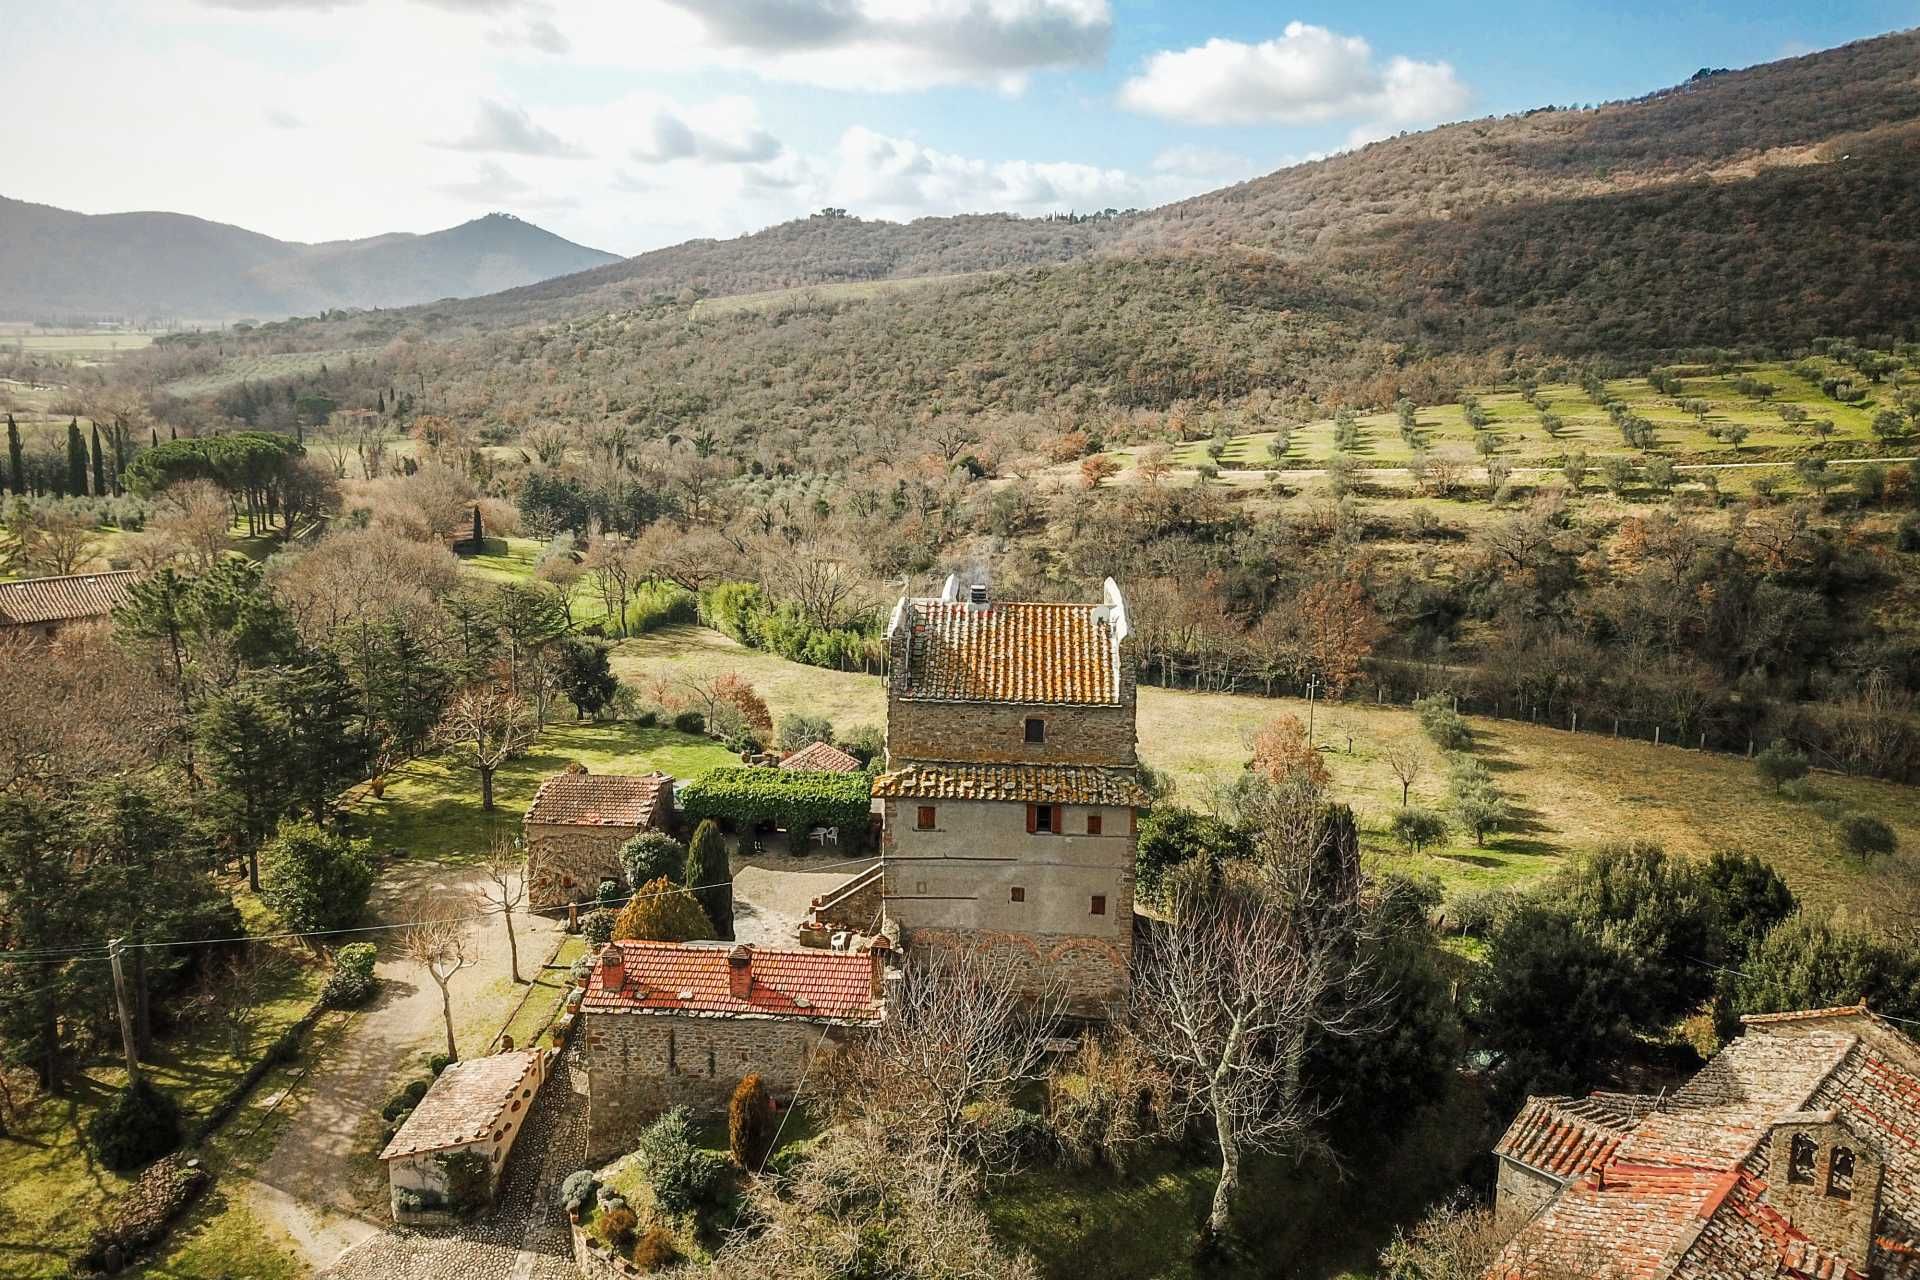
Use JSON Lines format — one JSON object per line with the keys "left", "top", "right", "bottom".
{"left": 611, "top": 625, "right": 1919, "bottom": 913}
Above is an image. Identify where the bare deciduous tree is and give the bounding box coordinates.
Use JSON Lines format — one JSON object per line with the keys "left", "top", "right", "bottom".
{"left": 1385, "top": 742, "right": 1425, "bottom": 807}
{"left": 482, "top": 835, "right": 528, "bottom": 985}
{"left": 151, "top": 479, "right": 232, "bottom": 572}
{"left": 434, "top": 682, "right": 535, "bottom": 812}
{"left": 403, "top": 894, "right": 478, "bottom": 1061}
{"left": 819, "top": 947, "right": 1062, "bottom": 1194}
{"left": 1132, "top": 786, "right": 1381, "bottom": 1241}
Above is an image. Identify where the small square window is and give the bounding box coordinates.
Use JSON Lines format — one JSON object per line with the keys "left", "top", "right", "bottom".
{"left": 1024, "top": 717, "right": 1046, "bottom": 743}
{"left": 916, "top": 805, "right": 937, "bottom": 830}
{"left": 1090, "top": 894, "right": 1107, "bottom": 916}
{"left": 1086, "top": 814, "right": 1103, "bottom": 836}
{"left": 1010, "top": 887, "right": 1025, "bottom": 903}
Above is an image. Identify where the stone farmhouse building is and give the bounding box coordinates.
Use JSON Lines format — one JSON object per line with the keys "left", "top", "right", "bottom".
{"left": 0, "top": 570, "right": 136, "bottom": 640}
{"left": 578, "top": 940, "right": 883, "bottom": 1159}
{"left": 1491, "top": 1005, "right": 1920, "bottom": 1280}
{"left": 379, "top": 1049, "right": 548, "bottom": 1219}
{"left": 872, "top": 576, "right": 1147, "bottom": 1016}
{"left": 523, "top": 771, "right": 673, "bottom": 911}
{"left": 780, "top": 740, "right": 863, "bottom": 773}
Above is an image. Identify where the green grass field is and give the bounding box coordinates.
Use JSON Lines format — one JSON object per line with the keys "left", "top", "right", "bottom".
{"left": 608, "top": 625, "right": 1918, "bottom": 913}
{"left": 1098, "top": 358, "right": 1912, "bottom": 477}
{"left": 0, "top": 930, "right": 325, "bottom": 1280}
{"left": 0, "top": 330, "right": 158, "bottom": 357}
{"left": 344, "top": 719, "right": 735, "bottom": 865}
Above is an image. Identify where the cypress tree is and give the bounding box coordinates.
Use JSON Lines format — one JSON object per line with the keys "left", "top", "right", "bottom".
{"left": 685, "top": 819, "right": 733, "bottom": 939}
{"left": 470, "top": 504, "right": 484, "bottom": 548}
{"left": 151, "top": 428, "right": 159, "bottom": 449}
{"left": 5, "top": 414, "right": 21, "bottom": 495}
{"left": 90, "top": 423, "right": 106, "bottom": 497}
{"left": 66, "top": 419, "right": 88, "bottom": 496}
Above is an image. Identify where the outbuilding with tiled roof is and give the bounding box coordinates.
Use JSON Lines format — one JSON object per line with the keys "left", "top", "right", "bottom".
{"left": 578, "top": 941, "right": 885, "bottom": 1159}
{"left": 1490, "top": 1005, "right": 1920, "bottom": 1280}
{"left": 779, "top": 740, "right": 863, "bottom": 773}
{"left": 0, "top": 570, "right": 136, "bottom": 639}
{"left": 379, "top": 1049, "right": 548, "bottom": 1220}
{"left": 522, "top": 770, "right": 673, "bottom": 911}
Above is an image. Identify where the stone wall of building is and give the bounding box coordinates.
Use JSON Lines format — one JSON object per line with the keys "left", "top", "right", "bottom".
{"left": 1763, "top": 1118, "right": 1882, "bottom": 1266}
{"left": 902, "top": 923, "right": 1130, "bottom": 1015}
{"left": 887, "top": 699, "right": 1136, "bottom": 768}
{"left": 1494, "top": 1157, "right": 1561, "bottom": 1225}
{"left": 525, "top": 823, "right": 642, "bottom": 911}
{"left": 581, "top": 1012, "right": 859, "bottom": 1160}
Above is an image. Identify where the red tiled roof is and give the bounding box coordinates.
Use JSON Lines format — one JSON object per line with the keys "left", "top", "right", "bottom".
{"left": 780, "top": 741, "right": 863, "bottom": 773}
{"left": 1741, "top": 1004, "right": 1871, "bottom": 1026}
{"left": 379, "top": 1050, "right": 544, "bottom": 1160}
{"left": 873, "top": 761, "right": 1149, "bottom": 806}
{"left": 1495, "top": 1093, "right": 1655, "bottom": 1180}
{"left": 0, "top": 570, "right": 136, "bottom": 626}
{"left": 580, "top": 941, "right": 882, "bottom": 1024}
{"left": 900, "top": 599, "right": 1122, "bottom": 705}
{"left": 524, "top": 772, "right": 669, "bottom": 828}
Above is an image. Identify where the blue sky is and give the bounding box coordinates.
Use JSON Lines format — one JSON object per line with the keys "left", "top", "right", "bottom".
{"left": 10, "top": 1, "right": 1915, "bottom": 256}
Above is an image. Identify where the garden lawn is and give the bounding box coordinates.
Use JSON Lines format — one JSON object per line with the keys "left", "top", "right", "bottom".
{"left": 344, "top": 720, "right": 734, "bottom": 865}
{"left": 0, "top": 941, "right": 324, "bottom": 1280}
{"left": 614, "top": 626, "right": 1917, "bottom": 913}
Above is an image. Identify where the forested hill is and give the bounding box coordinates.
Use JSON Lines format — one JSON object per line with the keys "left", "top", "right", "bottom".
{"left": 243, "top": 26, "right": 1920, "bottom": 357}
{"left": 0, "top": 203, "right": 619, "bottom": 323}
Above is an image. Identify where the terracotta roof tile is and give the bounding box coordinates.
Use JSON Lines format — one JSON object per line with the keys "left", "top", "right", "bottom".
{"left": 0, "top": 570, "right": 136, "bottom": 626}
{"left": 524, "top": 773, "right": 669, "bottom": 827}
{"left": 873, "top": 761, "right": 1149, "bottom": 806}
{"left": 1495, "top": 1093, "right": 1655, "bottom": 1180}
{"left": 780, "top": 741, "right": 864, "bottom": 773}
{"left": 581, "top": 941, "right": 882, "bottom": 1024}
{"left": 379, "top": 1050, "right": 544, "bottom": 1160}
{"left": 901, "top": 599, "right": 1122, "bottom": 705}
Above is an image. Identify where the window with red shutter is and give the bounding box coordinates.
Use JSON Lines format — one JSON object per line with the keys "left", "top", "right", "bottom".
{"left": 1090, "top": 894, "right": 1107, "bottom": 916}
{"left": 1086, "top": 814, "right": 1103, "bottom": 836}
{"left": 916, "top": 805, "right": 936, "bottom": 830}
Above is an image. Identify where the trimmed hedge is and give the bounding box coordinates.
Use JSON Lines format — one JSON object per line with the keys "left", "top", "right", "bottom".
{"left": 677, "top": 766, "right": 872, "bottom": 833}
{"left": 76, "top": 1154, "right": 211, "bottom": 1276}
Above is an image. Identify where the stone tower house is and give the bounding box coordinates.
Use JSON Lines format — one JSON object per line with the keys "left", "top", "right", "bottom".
{"left": 873, "top": 576, "right": 1145, "bottom": 1015}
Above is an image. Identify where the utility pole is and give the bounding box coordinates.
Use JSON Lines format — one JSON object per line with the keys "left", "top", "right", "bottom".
{"left": 1306, "top": 674, "right": 1318, "bottom": 742}
{"left": 107, "top": 938, "right": 141, "bottom": 1087}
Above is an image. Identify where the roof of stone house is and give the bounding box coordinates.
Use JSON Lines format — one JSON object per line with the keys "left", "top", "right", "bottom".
{"left": 0, "top": 570, "right": 137, "bottom": 626}
{"left": 523, "top": 772, "right": 669, "bottom": 828}
{"left": 780, "top": 741, "right": 863, "bottom": 773}
{"left": 896, "top": 598, "right": 1124, "bottom": 704}
{"left": 1492, "top": 1012, "right": 1920, "bottom": 1280}
{"left": 1495, "top": 1092, "right": 1660, "bottom": 1181}
{"left": 873, "top": 761, "right": 1150, "bottom": 807}
{"left": 580, "top": 941, "right": 882, "bottom": 1024}
{"left": 379, "top": 1049, "right": 543, "bottom": 1161}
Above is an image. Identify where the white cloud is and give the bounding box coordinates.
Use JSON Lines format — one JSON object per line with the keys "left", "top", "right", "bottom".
{"left": 1120, "top": 22, "right": 1469, "bottom": 129}
{"left": 438, "top": 98, "right": 586, "bottom": 157}
{"left": 630, "top": 108, "right": 782, "bottom": 165}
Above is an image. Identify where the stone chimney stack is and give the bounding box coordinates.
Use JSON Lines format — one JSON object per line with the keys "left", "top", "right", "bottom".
{"left": 967, "top": 583, "right": 990, "bottom": 612}
{"left": 727, "top": 944, "right": 754, "bottom": 1000}
{"left": 599, "top": 944, "right": 623, "bottom": 991}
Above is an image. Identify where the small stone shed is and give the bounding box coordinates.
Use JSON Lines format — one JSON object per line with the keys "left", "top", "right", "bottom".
{"left": 578, "top": 940, "right": 885, "bottom": 1159}
{"left": 0, "top": 570, "right": 137, "bottom": 641}
{"left": 379, "top": 1048, "right": 548, "bottom": 1219}
{"left": 524, "top": 771, "right": 673, "bottom": 910}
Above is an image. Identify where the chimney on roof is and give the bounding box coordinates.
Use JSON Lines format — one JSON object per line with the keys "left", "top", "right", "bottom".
{"left": 599, "top": 945, "right": 623, "bottom": 991}
{"left": 966, "top": 583, "right": 989, "bottom": 612}
{"left": 727, "top": 944, "right": 753, "bottom": 999}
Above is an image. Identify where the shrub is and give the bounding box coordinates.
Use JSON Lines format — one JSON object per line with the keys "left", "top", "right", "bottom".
{"left": 623, "top": 582, "right": 697, "bottom": 634}
{"left": 88, "top": 1079, "right": 183, "bottom": 1172}
{"left": 559, "top": 1170, "right": 599, "bottom": 1215}
{"left": 405, "top": 1078, "right": 431, "bottom": 1103}
{"left": 729, "top": 1073, "right": 775, "bottom": 1169}
{"left": 1729, "top": 912, "right": 1920, "bottom": 1022}
{"left": 631, "top": 1225, "right": 680, "bottom": 1271}
{"left": 259, "top": 819, "right": 376, "bottom": 934}
{"left": 1389, "top": 807, "right": 1449, "bottom": 855}
{"left": 322, "top": 941, "right": 379, "bottom": 1009}
{"left": 382, "top": 1094, "right": 415, "bottom": 1121}
{"left": 672, "top": 710, "right": 706, "bottom": 735}
{"left": 1134, "top": 806, "right": 1250, "bottom": 901}
{"left": 599, "top": 1206, "right": 638, "bottom": 1251}
{"left": 677, "top": 766, "right": 873, "bottom": 833}
{"left": 437, "top": 1148, "right": 492, "bottom": 1217}
{"left": 582, "top": 908, "right": 617, "bottom": 945}
{"left": 268, "top": 1029, "right": 302, "bottom": 1064}
{"left": 1755, "top": 739, "right": 1810, "bottom": 792}
{"left": 1701, "top": 850, "right": 1797, "bottom": 956}
{"left": 1413, "top": 695, "right": 1472, "bottom": 751}
{"left": 635, "top": 1106, "right": 725, "bottom": 1213}
{"left": 428, "top": 1053, "right": 452, "bottom": 1076}
{"left": 1897, "top": 515, "right": 1920, "bottom": 552}
{"left": 614, "top": 876, "right": 715, "bottom": 943}
{"left": 839, "top": 724, "right": 886, "bottom": 765}
{"left": 596, "top": 878, "right": 623, "bottom": 910}
{"left": 619, "top": 830, "right": 687, "bottom": 889}
{"left": 1839, "top": 813, "right": 1898, "bottom": 861}
{"left": 1046, "top": 1033, "right": 1178, "bottom": 1174}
